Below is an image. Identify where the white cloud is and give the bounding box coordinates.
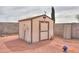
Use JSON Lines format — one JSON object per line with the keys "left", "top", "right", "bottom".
{"left": 0, "top": 6, "right": 51, "bottom": 22}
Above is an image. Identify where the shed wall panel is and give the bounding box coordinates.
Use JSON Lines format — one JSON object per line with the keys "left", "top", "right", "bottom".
{"left": 19, "top": 20, "right": 31, "bottom": 43}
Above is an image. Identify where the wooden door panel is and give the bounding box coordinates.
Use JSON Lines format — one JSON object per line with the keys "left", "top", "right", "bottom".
{"left": 39, "top": 21, "right": 49, "bottom": 41}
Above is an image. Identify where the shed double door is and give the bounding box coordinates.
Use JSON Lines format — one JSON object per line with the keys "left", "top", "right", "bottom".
{"left": 39, "top": 21, "right": 49, "bottom": 41}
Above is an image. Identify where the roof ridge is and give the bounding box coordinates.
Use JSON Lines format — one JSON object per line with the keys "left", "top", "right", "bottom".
{"left": 19, "top": 14, "right": 51, "bottom": 22}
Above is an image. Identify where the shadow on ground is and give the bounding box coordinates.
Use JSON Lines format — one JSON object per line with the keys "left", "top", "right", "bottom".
{"left": 4, "top": 39, "right": 52, "bottom": 52}
{"left": 4, "top": 39, "right": 30, "bottom": 51}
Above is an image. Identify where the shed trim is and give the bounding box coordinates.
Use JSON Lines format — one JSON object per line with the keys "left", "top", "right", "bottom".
{"left": 31, "top": 19, "right": 33, "bottom": 43}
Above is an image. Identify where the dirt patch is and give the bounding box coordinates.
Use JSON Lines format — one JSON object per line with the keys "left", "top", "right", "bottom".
{"left": 0, "top": 35, "right": 79, "bottom": 53}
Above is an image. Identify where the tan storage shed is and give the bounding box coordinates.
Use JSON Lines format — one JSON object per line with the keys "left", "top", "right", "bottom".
{"left": 19, "top": 15, "right": 54, "bottom": 43}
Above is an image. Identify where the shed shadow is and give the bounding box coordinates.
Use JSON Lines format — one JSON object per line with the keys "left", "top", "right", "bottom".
{"left": 4, "top": 39, "right": 30, "bottom": 51}
{"left": 4, "top": 38, "right": 52, "bottom": 52}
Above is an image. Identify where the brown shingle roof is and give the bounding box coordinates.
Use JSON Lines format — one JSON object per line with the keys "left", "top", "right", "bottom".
{"left": 19, "top": 14, "right": 51, "bottom": 22}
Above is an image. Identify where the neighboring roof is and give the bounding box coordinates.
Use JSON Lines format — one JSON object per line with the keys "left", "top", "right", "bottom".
{"left": 19, "top": 14, "right": 52, "bottom": 22}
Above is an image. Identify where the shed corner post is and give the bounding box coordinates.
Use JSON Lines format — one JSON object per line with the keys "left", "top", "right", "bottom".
{"left": 18, "top": 22, "right": 20, "bottom": 40}
{"left": 39, "top": 21, "right": 40, "bottom": 42}
{"left": 71, "top": 23, "right": 73, "bottom": 39}
{"left": 31, "top": 19, "right": 33, "bottom": 44}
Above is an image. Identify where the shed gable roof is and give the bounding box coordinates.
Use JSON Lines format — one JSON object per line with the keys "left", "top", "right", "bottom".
{"left": 19, "top": 14, "right": 52, "bottom": 22}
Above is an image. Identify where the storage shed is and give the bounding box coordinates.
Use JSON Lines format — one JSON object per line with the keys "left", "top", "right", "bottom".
{"left": 19, "top": 14, "right": 54, "bottom": 43}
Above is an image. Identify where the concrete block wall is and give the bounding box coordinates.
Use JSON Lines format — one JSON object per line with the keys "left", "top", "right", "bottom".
{"left": 0, "top": 22, "right": 19, "bottom": 36}
{"left": 71, "top": 23, "right": 79, "bottom": 39}
{"left": 54, "top": 23, "right": 79, "bottom": 39}
{"left": 54, "top": 24, "right": 64, "bottom": 37}
{"left": 63, "top": 24, "right": 71, "bottom": 39}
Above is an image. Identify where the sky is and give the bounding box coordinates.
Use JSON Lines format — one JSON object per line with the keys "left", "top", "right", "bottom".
{"left": 0, "top": 6, "right": 51, "bottom": 22}
{"left": 0, "top": 6, "right": 79, "bottom": 23}
{"left": 55, "top": 6, "right": 79, "bottom": 23}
